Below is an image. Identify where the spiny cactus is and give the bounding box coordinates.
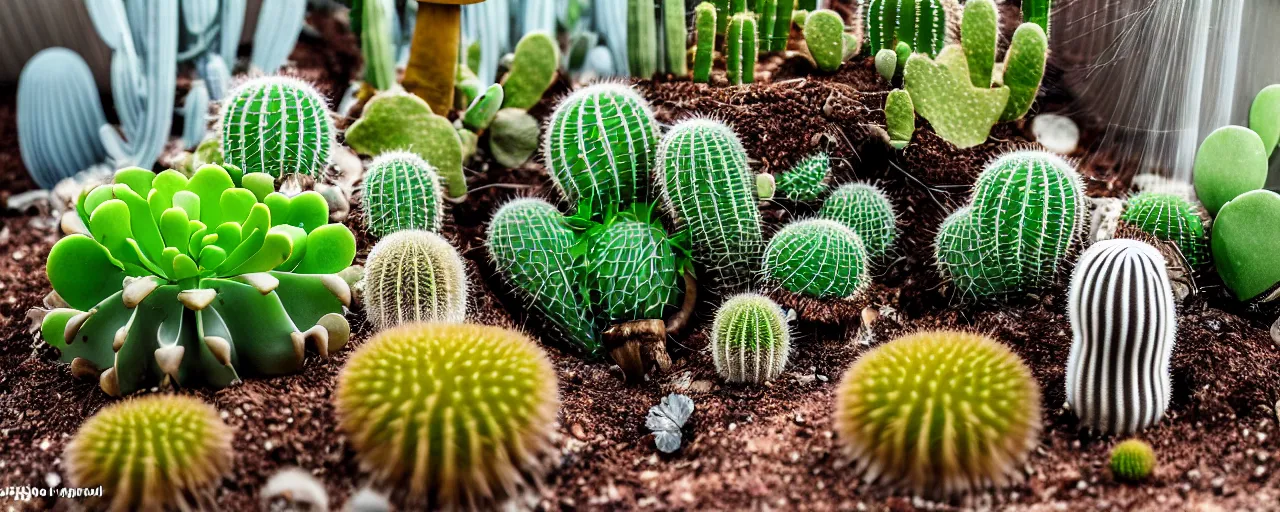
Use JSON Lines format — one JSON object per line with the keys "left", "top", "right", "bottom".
{"left": 502, "top": 32, "right": 560, "bottom": 110}
{"left": 344, "top": 90, "right": 467, "bottom": 199}
{"left": 711, "top": 293, "right": 791, "bottom": 384}
{"left": 363, "top": 230, "right": 468, "bottom": 329}
{"left": 657, "top": 119, "right": 764, "bottom": 294}
{"left": 775, "top": 152, "right": 831, "bottom": 201}
{"left": 1067, "top": 239, "right": 1176, "bottom": 434}
{"left": 835, "top": 330, "right": 1041, "bottom": 495}
{"left": 1193, "top": 125, "right": 1269, "bottom": 216}
{"left": 663, "top": 0, "right": 689, "bottom": 75}
{"left": 819, "top": 183, "right": 897, "bottom": 260}
{"left": 628, "top": 0, "right": 658, "bottom": 77}
{"left": 904, "top": 46, "right": 1009, "bottom": 148}
{"left": 1022, "top": 0, "right": 1052, "bottom": 38}
{"left": 727, "top": 13, "right": 758, "bottom": 84}
{"left": 221, "top": 76, "right": 333, "bottom": 179}
{"left": 544, "top": 84, "right": 660, "bottom": 211}
{"left": 335, "top": 322, "right": 559, "bottom": 508}
{"left": 884, "top": 89, "right": 915, "bottom": 149}
{"left": 999, "top": 23, "right": 1048, "bottom": 121}
{"left": 362, "top": 152, "right": 444, "bottom": 238}
{"left": 65, "top": 394, "right": 232, "bottom": 511}
{"left": 1120, "top": 192, "right": 1209, "bottom": 269}
{"left": 961, "top": 0, "right": 998, "bottom": 88}
{"left": 935, "top": 150, "right": 1084, "bottom": 296}
{"left": 1110, "top": 440, "right": 1156, "bottom": 482}
{"left": 764, "top": 219, "right": 868, "bottom": 299}
{"left": 693, "top": 2, "right": 716, "bottom": 83}
{"left": 361, "top": 0, "right": 397, "bottom": 91}
{"left": 41, "top": 164, "right": 356, "bottom": 396}
{"left": 803, "top": 9, "right": 845, "bottom": 73}
{"left": 866, "top": 0, "right": 947, "bottom": 57}
{"left": 584, "top": 205, "right": 684, "bottom": 322}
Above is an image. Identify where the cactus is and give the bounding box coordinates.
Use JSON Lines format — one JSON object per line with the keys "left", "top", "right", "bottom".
{"left": 487, "top": 198, "right": 599, "bottom": 352}
{"left": 335, "top": 323, "right": 559, "bottom": 508}
{"left": 596, "top": 0, "right": 630, "bottom": 75}
{"left": 693, "top": 2, "right": 716, "bottom": 83}
{"left": 865, "top": 0, "right": 947, "bottom": 57}
{"left": 903, "top": 46, "right": 1010, "bottom": 148}
{"left": 249, "top": 0, "right": 306, "bottom": 72}
{"left": 874, "top": 48, "right": 897, "bottom": 81}
{"left": 775, "top": 152, "right": 831, "bottom": 202}
{"left": 819, "top": 183, "right": 897, "bottom": 260}
{"left": 657, "top": 119, "right": 764, "bottom": 294}
{"left": 65, "top": 395, "right": 232, "bottom": 511}
{"left": 180, "top": 81, "right": 211, "bottom": 150}
{"left": 198, "top": 54, "right": 232, "bottom": 100}
{"left": 726, "top": 13, "right": 758, "bottom": 84}
{"left": 803, "top": 9, "right": 845, "bottom": 73}
{"left": 629, "top": 0, "right": 658, "bottom": 77}
{"left": 835, "top": 330, "right": 1042, "bottom": 495}
{"left": 363, "top": 230, "right": 468, "bottom": 329}
{"left": 1211, "top": 190, "right": 1280, "bottom": 302}
{"left": 544, "top": 84, "right": 661, "bottom": 211}
{"left": 1120, "top": 192, "right": 1209, "bottom": 269}
{"left": 17, "top": 48, "right": 109, "bottom": 189}
{"left": 999, "top": 23, "right": 1049, "bottom": 121}
{"left": 1110, "top": 440, "right": 1156, "bottom": 482}
{"left": 798, "top": 0, "right": 819, "bottom": 11}
{"left": 1192, "top": 125, "right": 1269, "bottom": 216}
{"left": 96, "top": 0, "right": 179, "bottom": 171}
{"left": 584, "top": 205, "right": 684, "bottom": 322}
{"left": 489, "top": 108, "right": 542, "bottom": 168}
{"left": 502, "top": 32, "right": 560, "bottom": 110}
{"left": 935, "top": 150, "right": 1084, "bottom": 297}
{"left": 763, "top": 219, "right": 869, "bottom": 299}
{"left": 961, "top": 0, "right": 998, "bottom": 88}
{"left": 193, "top": 137, "right": 225, "bottom": 169}
{"left": 522, "top": 0, "right": 557, "bottom": 34}
{"left": 884, "top": 89, "right": 915, "bottom": 149}
{"left": 1250, "top": 85, "right": 1280, "bottom": 158}
{"left": 768, "top": 0, "right": 794, "bottom": 52}
{"left": 362, "top": 152, "right": 444, "bottom": 238}
{"left": 1022, "top": 0, "right": 1052, "bottom": 38}
{"left": 462, "top": 84, "right": 505, "bottom": 132}
{"left": 663, "top": 0, "right": 689, "bottom": 74}
{"left": 462, "top": 0, "right": 513, "bottom": 85}
{"left": 220, "top": 76, "right": 334, "bottom": 179}
{"left": 711, "top": 293, "right": 791, "bottom": 384}
{"left": 1067, "top": 239, "right": 1176, "bottom": 434}
{"left": 361, "top": 0, "right": 398, "bottom": 91}
{"left": 40, "top": 164, "right": 357, "bottom": 396}
{"left": 345, "top": 90, "right": 467, "bottom": 199}
{"left": 757, "top": 0, "right": 778, "bottom": 55}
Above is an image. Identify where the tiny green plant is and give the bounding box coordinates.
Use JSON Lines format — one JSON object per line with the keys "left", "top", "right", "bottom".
{"left": 803, "top": 9, "right": 845, "bottom": 73}
{"left": 711, "top": 293, "right": 791, "bottom": 384}
{"left": 489, "top": 108, "right": 542, "bottom": 168}
{"left": 693, "top": 3, "right": 717, "bottom": 83}
{"left": 336, "top": 322, "right": 559, "bottom": 508}
{"left": 220, "top": 76, "right": 333, "bottom": 179}
{"left": 763, "top": 218, "right": 869, "bottom": 299}
{"left": 1192, "top": 125, "right": 1269, "bottom": 216}
{"left": 361, "top": 151, "right": 444, "bottom": 238}
{"left": 502, "top": 32, "right": 560, "bottom": 110}
{"left": 1110, "top": 439, "right": 1156, "bottom": 482}
{"left": 344, "top": 90, "right": 466, "bottom": 199}
{"left": 819, "top": 183, "right": 897, "bottom": 261}
{"left": 775, "top": 152, "right": 831, "bottom": 201}
{"left": 544, "top": 84, "right": 660, "bottom": 212}
{"left": 875, "top": 48, "right": 897, "bottom": 81}
{"left": 835, "top": 330, "right": 1041, "bottom": 495}
{"left": 462, "top": 84, "right": 504, "bottom": 133}
{"left": 865, "top": 0, "right": 947, "bottom": 58}
{"left": 1120, "top": 192, "right": 1209, "bottom": 269}
{"left": 727, "top": 13, "right": 758, "bottom": 84}
{"left": 362, "top": 230, "right": 468, "bottom": 329}
{"left": 884, "top": 89, "right": 915, "bottom": 149}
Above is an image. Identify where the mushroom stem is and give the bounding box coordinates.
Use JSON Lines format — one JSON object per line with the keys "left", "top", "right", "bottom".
{"left": 403, "top": 2, "right": 460, "bottom": 115}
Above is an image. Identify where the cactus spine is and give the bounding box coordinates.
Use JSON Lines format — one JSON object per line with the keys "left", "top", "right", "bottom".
{"left": 363, "top": 230, "right": 469, "bottom": 329}
{"left": 628, "top": 0, "right": 658, "bottom": 77}
{"left": 884, "top": 89, "right": 915, "bottom": 149}
{"left": 819, "top": 183, "right": 898, "bottom": 261}
{"left": 775, "top": 152, "right": 831, "bottom": 202}
{"left": 1120, "top": 192, "right": 1209, "bottom": 269}
{"left": 726, "top": 13, "right": 757, "bottom": 85}
{"left": 866, "top": 0, "right": 947, "bottom": 57}
{"left": 693, "top": 2, "right": 716, "bottom": 83}
{"left": 764, "top": 219, "right": 869, "bottom": 298}
{"left": 544, "top": 84, "right": 661, "bottom": 211}
{"left": 220, "top": 76, "right": 333, "bottom": 179}
{"left": 1110, "top": 440, "right": 1156, "bottom": 482}
{"left": 362, "top": 152, "right": 444, "bottom": 238}
{"left": 711, "top": 293, "right": 791, "bottom": 384}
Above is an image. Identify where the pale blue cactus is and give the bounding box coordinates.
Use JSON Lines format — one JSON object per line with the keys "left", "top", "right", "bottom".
{"left": 523, "top": 0, "right": 557, "bottom": 36}
{"left": 596, "top": 0, "right": 629, "bottom": 76}
{"left": 220, "top": 0, "right": 247, "bottom": 65}
{"left": 94, "top": 0, "right": 179, "bottom": 171}
{"left": 196, "top": 54, "right": 231, "bottom": 100}
{"left": 180, "top": 81, "right": 211, "bottom": 150}
{"left": 250, "top": 0, "right": 306, "bottom": 72}
{"left": 462, "top": 0, "right": 512, "bottom": 85}
{"left": 16, "top": 49, "right": 110, "bottom": 190}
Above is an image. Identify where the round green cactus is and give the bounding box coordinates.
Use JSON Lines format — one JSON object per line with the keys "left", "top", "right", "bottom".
{"left": 866, "top": 0, "right": 947, "bottom": 57}
{"left": 40, "top": 164, "right": 357, "bottom": 396}
{"left": 220, "top": 76, "right": 333, "bottom": 179}
{"left": 1110, "top": 439, "right": 1156, "bottom": 482}
{"left": 544, "top": 83, "right": 660, "bottom": 212}
{"left": 835, "top": 330, "right": 1042, "bottom": 494}
{"left": 363, "top": 230, "right": 468, "bottom": 329}
{"left": 65, "top": 394, "right": 232, "bottom": 511}
{"left": 335, "top": 322, "right": 559, "bottom": 507}
{"left": 1120, "top": 192, "right": 1209, "bottom": 269}
{"left": 819, "top": 183, "right": 897, "bottom": 260}
{"left": 362, "top": 151, "right": 444, "bottom": 238}
{"left": 711, "top": 293, "right": 790, "bottom": 384}
{"left": 763, "top": 218, "right": 868, "bottom": 299}
{"left": 585, "top": 206, "right": 683, "bottom": 323}
{"left": 775, "top": 152, "right": 831, "bottom": 202}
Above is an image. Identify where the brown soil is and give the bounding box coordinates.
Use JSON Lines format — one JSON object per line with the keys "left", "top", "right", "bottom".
{"left": 3, "top": 4, "right": 1279, "bottom": 512}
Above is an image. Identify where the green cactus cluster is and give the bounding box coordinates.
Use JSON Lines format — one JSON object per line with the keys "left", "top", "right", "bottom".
{"left": 819, "top": 183, "right": 898, "bottom": 261}
{"left": 344, "top": 90, "right": 467, "bottom": 199}
{"left": 544, "top": 83, "right": 660, "bottom": 212}
{"left": 220, "top": 76, "right": 333, "bottom": 179}
{"left": 1110, "top": 439, "right": 1156, "bottom": 482}
{"left": 884, "top": 89, "right": 916, "bottom": 149}
{"left": 362, "top": 230, "right": 468, "bottom": 329}
{"left": 335, "top": 322, "right": 559, "bottom": 508}
{"left": 775, "top": 152, "right": 831, "bottom": 201}
{"left": 727, "top": 13, "right": 758, "bottom": 84}
{"left": 865, "top": 0, "right": 947, "bottom": 57}
{"left": 361, "top": 151, "right": 444, "bottom": 238}
{"left": 584, "top": 204, "right": 685, "bottom": 323}
{"left": 1120, "top": 192, "right": 1209, "bottom": 269}
{"left": 764, "top": 219, "right": 869, "bottom": 299}
{"left": 835, "top": 330, "right": 1042, "bottom": 495}
{"left": 711, "top": 293, "right": 791, "bottom": 384}
{"left": 803, "top": 9, "right": 846, "bottom": 73}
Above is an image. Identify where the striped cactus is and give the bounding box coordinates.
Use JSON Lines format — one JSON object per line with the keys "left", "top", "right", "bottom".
{"left": 1066, "top": 239, "right": 1176, "bottom": 435}
{"left": 585, "top": 215, "right": 683, "bottom": 322}
{"left": 16, "top": 49, "right": 109, "bottom": 189}
{"left": 865, "top": 0, "right": 947, "bottom": 57}
{"left": 711, "top": 293, "right": 791, "bottom": 384}
{"left": 763, "top": 219, "right": 869, "bottom": 298}
{"left": 628, "top": 0, "right": 658, "bottom": 77}
{"left": 662, "top": 0, "right": 688, "bottom": 75}
{"left": 544, "top": 84, "right": 660, "bottom": 211}
{"left": 775, "top": 152, "right": 831, "bottom": 201}
{"left": 249, "top": 0, "right": 306, "bottom": 72}
{"left": 220, "top": 76, "right": 334, "bottom": 179}
{"left": 726, "top": 13, "right": 757, "bottom": 85}
{"left": 819, "top": 183, "right": 897, "bottom": 260}
{"left": 362, "top": 152, "right": 444, "bottom": 238}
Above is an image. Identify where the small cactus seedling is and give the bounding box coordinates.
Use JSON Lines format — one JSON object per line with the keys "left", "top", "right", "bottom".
{"left": 362, "top": 230, "right": 468, "bottom": 329}
{"left": 1211, "top": 189, "right": 1280, "bottom": 302}
{"left": 756, "top": 173, "right": 777, "bottom": 200}
{"left": 336, "top": 323, "right": 559, "bottom": 508}
{"left": 819, "top": 183, "right": 897, "bottom": 260}
{"left": 999, "top": 22, "right": 1049, "bottom": 122}
{"left": 1022, "top": 0, "right": 1053, "bottom": 38}
{"left": 884, "top": 89, "right": 915, "bottom": 149}
{"left": 865, "top": 0, "right": 947, "bottom": 57}
{"left": 1192, "top": 125, "right": 1269, "bottom": 215}
{"left": 875, "top": 48, "right": 897, "bottom": 81}
{"left": 726, "top": 13, "right": 758, "bottom": 84}
{"left": 462, "top": 84, "right": 504, "bottom": 132}
{"left": 1250, "top": 85, "right": 1280, "bottom": 157}
{"left": 345, "top": 90, "right": 467, "bottom": 199}
{"left": 775, "top": 152, "right": 831, "bottom": 202}
{"left": 835, "top": 330, "right": 1041, "bottom": 495}
{"left": 763, "top": 219, "right": 869, "bottom": 299}
{"left": 961, "top": 0, "right": 998, "bottom": 88}
{"left": 628, "top": 0, "right": 658, "bottom": 77}
{"left": 693, "top": 3, "right": 716, "bottom": 83}
{"left": 711, "top": 293, "right": 790, "bottom": 384}
{"left": 657, "top": 119, "right": 764, "bottom": 294}
{"left": 220, "top": 76, "right": 333, "bottom": 179}
{"left": 544, "top": 84, "right": 660, "bottom": 212}
{"left": 1120, "top": 192, "right": 1209, "bottom": 269}
{"left": 65, "top": 394, "right": 232, "bottom": 511}
{"left": 489, "top": 108, "right": 541, "bottom": 168}
{"left": 501, "top": 32, "right": 560, "bottom": 110}
{"left": 1110, "top": 440, "right": 1156, "bottom": 482}
{"left": 904, "top": 46, "right": 1010, "bottom": 148}
{"left": 362, "top": 152, "right": 444, "bottom": 238}
{"left": 803, "top": 9, "right": 845, "bottom": 73}
{"left": 583, "top": 204, "right": 685, "bottom": 323}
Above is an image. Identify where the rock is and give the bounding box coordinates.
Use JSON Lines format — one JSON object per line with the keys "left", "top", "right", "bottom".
{"left": 1271, "top": 316, "right": 1280, "bottom": 346}
{"left": 1031, "top": 113, "right": 1080, "bottom": 154}
{"left": 261, "top": 467, "right": 329, "bottom": 512}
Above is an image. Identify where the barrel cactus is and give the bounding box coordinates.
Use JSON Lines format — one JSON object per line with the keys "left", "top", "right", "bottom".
{"left": 711, "top": 293, "right": 791, "bottom": 384}
{"left": 763, "top": 219, "right": 868, "bottom": 299}
{"left": 819, "top": 183, "right": 897, "bottom": 260}
{"left": 40, "top": 164, "right": 357, "bottom": 396}
{"left": 865, "top": 0, "right": 947, "bottom": 57}
{"left": 220, "top": 76, "right": 333, "bottom": 179}
{"left": 362, "top": 152, "right": 444, "bottom": 238}
{"left": 775, "top": 152, "right": 831, "bottom": 202}
{"left": 544, "top": 83, "right": 660, "bottom": 212}
{"left": 1110, "top": 439, "right": 1156, "bottom": 482}
{"left": 835, "top": 330, "right": 1041, "bottom": 494}
{"left": 1120, "top": 192, "right": 1209, "bottom": 269}
{"left": 584, "top": 205, "right": 684, "bottom": 323}
{"left": 336, "top": 323, "right": 559, "bottom": 508}
{"left": 363, "top": 230, "right": 468, "bottom": 329}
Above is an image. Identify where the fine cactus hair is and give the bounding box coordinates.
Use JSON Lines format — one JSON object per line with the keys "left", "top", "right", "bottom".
{"left": 835, "top": 330, "right": 1042, "bottom": 495}
{"left": 935, "top": 150, "right": 1084, "bottom": 297}
{"left": 803, "top": 9, "right": 845, "bottom": 73}
{"left": 999, "top": 23, "right": 1049, "bottom": 122}
{"left": 710, "top": 293, "right": 791, "bottom": 384}
{"left": 884, "top": 89, "right": 916, "bottom": 149}
{"left": 819, "top": 183, "right": 898, "bottom": 261}
{"left": 544, "top": 84, "right": 661, "bottom": 211}
{"left": 1022, "top": 0, "right": 1053, "bottom": 38}
{"left": 693, "top": 2, "right": 717, "bottom": 83}
{"left": 1110, "top": 439, "right": 1156, "bottom": 482}
{"left": 1066, "top": 239, "right": 1176, "bottom": 435}
{"left": 362, "top": 230, "right": 468, "bottom": 329}
{"left": 64, "top": 394, "right": 232, "bottom": 511}
{"left": 775, "top": 152, "right": 831, "bottom": 202}
{"left": 663, "top": 0, "right": 689, "bottom": 75}
{"left": 16, "top": 48, "right": 109, "bottom": 189}
{"left": 656, "top": 118, "right": 764, "bottom": 294}
{"left": 628, "top": 0, "right": 658, "bottom": 77}
{"left": 501, "top": 32, "right": 560, "bottom": 110}
{"left": 1120, "top": 192, "right": 1209, "bottom": 269}
{"left": 220, "top": 76, "right": 334, "bottom": 179}
{"left": 865, "top": 0, "right": 947, "bottom": 57}
{"left": 584, "top": 205, "right": 684, "bottom": 322}
{"left": 360, "top": 0, "right": 398, "bottom": 91}
{"left": 726, "top": 13, "right": 758, "bottom": 84}
{"left": 763, "top": 219, "right": 869, "bottom": 299}
{"left": 335, "top": 322, "right": 559, "bottom": 508}
{"left": 361, "top": 152, "right": 444, "bottom": 238}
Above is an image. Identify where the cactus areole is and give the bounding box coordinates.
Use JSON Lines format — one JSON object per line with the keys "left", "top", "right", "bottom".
{"left": 404, "top": 0, "right": 486, "bottom": 115}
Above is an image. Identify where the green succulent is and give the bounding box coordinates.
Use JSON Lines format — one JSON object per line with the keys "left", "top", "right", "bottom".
{"left": 360, "top": 0, "right": 397, "bottom": 91}
{"left": 1022, "top": 0, "right": 1053, "bottom": 38}
{"left": 711, "top": 293, "right": 790, "bottom": 384}
{"left": 875, "top": 48, "right": 898, "bottom": 81}
{"left": 1210, "top": 189, "right": 1280, "bottom": 302}
{"left": 344, "top": 90, "right": 467, "bottom": 199}
{"left": 462, "top": 84, "right": 504, "bottom": 133}
{"left": 544, "top": 84, "right": 660, "bottom": 212}
{"left": 362, "top": 230, "right": 468, "bottom": 329}
{"left": 866, "top": 0, "right": 947, "bottom": 57}
{"left": 961, "top": 0, "right": 998, "bottom": 88}
{"left": 693, "top": 2, "right": 717, "bottom": 83}
{"left": 1192, "top": 125, "right": 1269, "bottom": 216}
{"left": 763, "top": 218, "right": 869, "bottom": 299}
{"left": 819, "top": 183, "right": 897, "bottom": 260}
{"left": 489, "top": 108, "right": 541, "bottom": 168}
{"left": 727, "top": 13, "right": 758, "bottom": 84}
{"left": 361, "top": 151, "right": 444, "bottom": 238}
{"left": 999, "top": 22, "right": 1049, "bottom": 122}
{"left": 1120, "top": 192, "right": 1209, "bottom": 269}
{"left": 775, "top": 152, "right": 831, "bottom": 202}
{"left": 803, "top": 9, "right": 845, "bottom": 73}
{"left": 1251, "top": 85, "right": 1280, "bottom": 158}
{"left": 1110, "top": 439, "right": 1156, "bottom": 482}
{"left": 885, "top": 89, "right": 915, "bottom": 149}
{"left": 904, "top": 47, "right": 1009, "bottom": 149}
{"left": 220, "top": 76, "right": 333, "bottom": 179}
{"left": 501, "top": 32, "right": 560, "bottom": 110}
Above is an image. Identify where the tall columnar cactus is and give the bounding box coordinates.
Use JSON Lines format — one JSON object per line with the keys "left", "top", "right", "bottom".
{"left": 663, "top": 0, "right": 689, "bottom": 75}
{"left": 1067, "top": 239, "right": 1177, "bottom": 435}
{"left": 768, "top": 0, "right": 794, "bottom": 52}
{"left": 180, "top": 81, "right": 211, "bottom": 151}
{"left": 711, "top": 293, "right": 791, "bottom": 384}
{"left": 220, "top": 76, "right": 334, "bottom": 179}
{"left": 461, "top": 0, "right": 513, "bottom": 85}
{"left": 935, "top": 150, "right": 1084, "bottom": 297}
{"left": 999, "top": 22, "right": 1049, "bottom": 121}
{"left": 545, "top": 84, "right": 661, "bottom": 211}
{"left": 835, "top": 330, "right": 1041, "bottom": 494}
{"left": 363, "top": 230, "right": 469, "bottom": 329}
{"left": 726, "top": 13, "right": 758, "bottom": 85}
{"left": 628, "top": 0, "right": 658, "bottom": 77}
{"left": 884, "top": 89, "right": 915, "bottom": 149}
{"left": 585, "top": 209, "right": 684, "bottom": 322}
{"left": 40, "top": 164, "right": 357, "bottom": 396}
{"left": 487, "top": 198, "right": 599, "bottom": 352}
{"left": 362, "top": 152, "right": 444, "bottom": 238}
{"left": 819, "top": 183, "right": 898, "bottom": 261}
{"left": 657, "top": 119, "right": 764, "bottom": 294}
{"left": 961, "top": 0, "right": 998, "bottom": 88}
{"left": 336, "top": 323, "right": 559, "bottom": 508}
{"left": 501, "top": 32, "right": 560, "bottom": 110}
{"left": 764, "top": 219, "right": 869, "bottom": 299}
{"left": 17, "top": 49, "right": 109, "bottom": 189}
{"left": 693, "top": 2, "right": 717, "bottom": 83}
{"left": 756, "top": 0, "right": 778, "bottom": 55}
{"left": 904, "top": 46, "right": 1009, "bottom": 148}
{"left": 803, "top": 9, "right": 845, "bottom": 73}
{"left": 1022, "top": 0, "right": 1052, "bottom": 38}
{"left": 361, "top": 0, "right": 398, "bottom": 91}
{"left": 865, "top": 0, "right": 947, "bottom": 57}
{"left": 65, "top": 395, "right": 232, "bottom": 511}
{"left": 249, "top": 0, "right": 307, "bottom": 72}
{"left": 96, "top": 0, "right": 179, "bottom": 171}
{"left": 1120, "top": 192, "right": 1209, "bottom": 269}
{"left": 775, "top": 152, "right": 831, "bottom": 201}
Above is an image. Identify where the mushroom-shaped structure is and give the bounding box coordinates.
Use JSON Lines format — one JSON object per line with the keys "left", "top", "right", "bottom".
{"left": 404, "top": 0, "right": 486, "bottom": 114}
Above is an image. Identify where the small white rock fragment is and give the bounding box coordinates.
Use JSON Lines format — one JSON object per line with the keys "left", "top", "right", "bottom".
{"left": 1032, "top": 113, "right": 1080, "bottom": 154}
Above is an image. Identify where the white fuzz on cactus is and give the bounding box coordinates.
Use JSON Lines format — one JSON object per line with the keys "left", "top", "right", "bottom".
{"left": 711, "top": 293, "right": 791, "bottom": 384}
{"left": 362, "top": 230, "right": 469, "bottom": 329}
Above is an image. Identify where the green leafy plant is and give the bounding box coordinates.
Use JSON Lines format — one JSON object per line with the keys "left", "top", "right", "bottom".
{"left": 884, "top": 89, "right": 915, "bottom": 149}
{"left": 40, "top": 164, "right": 357, "bottom": 396}
{"left": 544, "top": 84, "right": 660, "bottom": 212}
{"left": 763, "top": 218, "right": 868, "bottom": 299}
{"left": 693, "top": 3, "right": 717, "bottom": 83}
{"left": 999, "top": 23, "right": 1049, "bottom": 121}
{"left": 961, "top": 0, "right": 998, "bottom": 88}
{"left": 489, "top": 108, "right": 541, "bottom": 168}
{"left": 775, "top": 152, "right": 831, "bottom": 201}
{"left": 220, "top": 76, "right": 333, "bottom": 179}
{"left": 1192, "top": 125, "right": 1269, "bottom": 216}
{"left": 462, "top": 84, "right": 504, "bottom": 132}
{"left": 65, "top": 394, "right": 232, "bottom": 511}
{"left": 727, "top": 13, "right": 758, "bottom": 84}
{"left": 835, "top": 330, "right": 1041, "bottom": 494}
{"left": 501, "top": 32, "right": 560, "bottom": 111}
{"left": 865, "top": 0, "right": 947, "bottom": 57}
{"left": 336, "top": 322, "right": 559, "bottom": 508}
{"left": 803, "top": 9, "right": 845, "bottom": 73}
{"left": 362, "top": 230, "right": 468, "bottom": 329}
{"left": 1250, "top": 85, "right": 1280, "bottom": 157}
{"left": 362, "top": 152, "right": 444, "bottom": 238}
{"left": 711, "top": 293, "right": 790, "bottom": 384}
{"left": 819, "top": 183, "right": 897, "bottom": 260}
{"left": 1120, "top": 192, "right": 1209, "bottom": 269}
{"left": 345, "top": 90, "right": 466, "bottom": 200}
{"left": 1211, "top": 189, "right": 1280, "bottom": 302}
{"left": 580, "top": 203, "right": 686, "bottom": 323}
{"left": 1110, "top": 439, "right": 1156, "bottom": 482}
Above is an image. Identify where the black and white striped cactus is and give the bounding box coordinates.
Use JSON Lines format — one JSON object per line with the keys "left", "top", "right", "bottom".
{"left": 1066, "top": 238, "right": 1177, "bottom": 434}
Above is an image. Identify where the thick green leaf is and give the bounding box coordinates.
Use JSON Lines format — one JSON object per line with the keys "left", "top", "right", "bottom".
{"left": 292, "top": 224, "right": 356, "bottom": 274}
{"left": 53, "top": 291, "right": 134, "bottom": 370}
{"left": 160, "top": 208, "right": 191, "bottom": 250}
{"left": 114, "top": 167, "right": 155, "bottom": 197}
{"left": 47, "top": 235, "right": 125, "bottom": 310}
{"left": 188, "top": 164, "right": 236, "bottom": 227}
{"left": 227, "top": 231, "right": 293, "bottom": 276}
{"left": 284, "top": 191, "right": 328, "bottom": 232}
{"left": 111, "top": 184, "right": 165, "bottom": 261}
{"left": 205, "top": 279, "right": 303, "bottom": 376}
{"left": 270, "top": 271, "right": 346, "bottom": 334}
{"left": 113, "top": 286, "right": 181, "bottom": 395}
{"left": 220, "top": 188, "right": 258, "bottom": 226}
{"left": 271, "top": 225, "right": 309, "bottom": 271}
{"left": 242, "top": 173, "right": 276, "bottom": 202}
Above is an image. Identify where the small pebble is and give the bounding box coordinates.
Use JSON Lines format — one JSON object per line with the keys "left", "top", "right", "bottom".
{"left": 1031, "top": 113, "right": 1080, "bottom": 154}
